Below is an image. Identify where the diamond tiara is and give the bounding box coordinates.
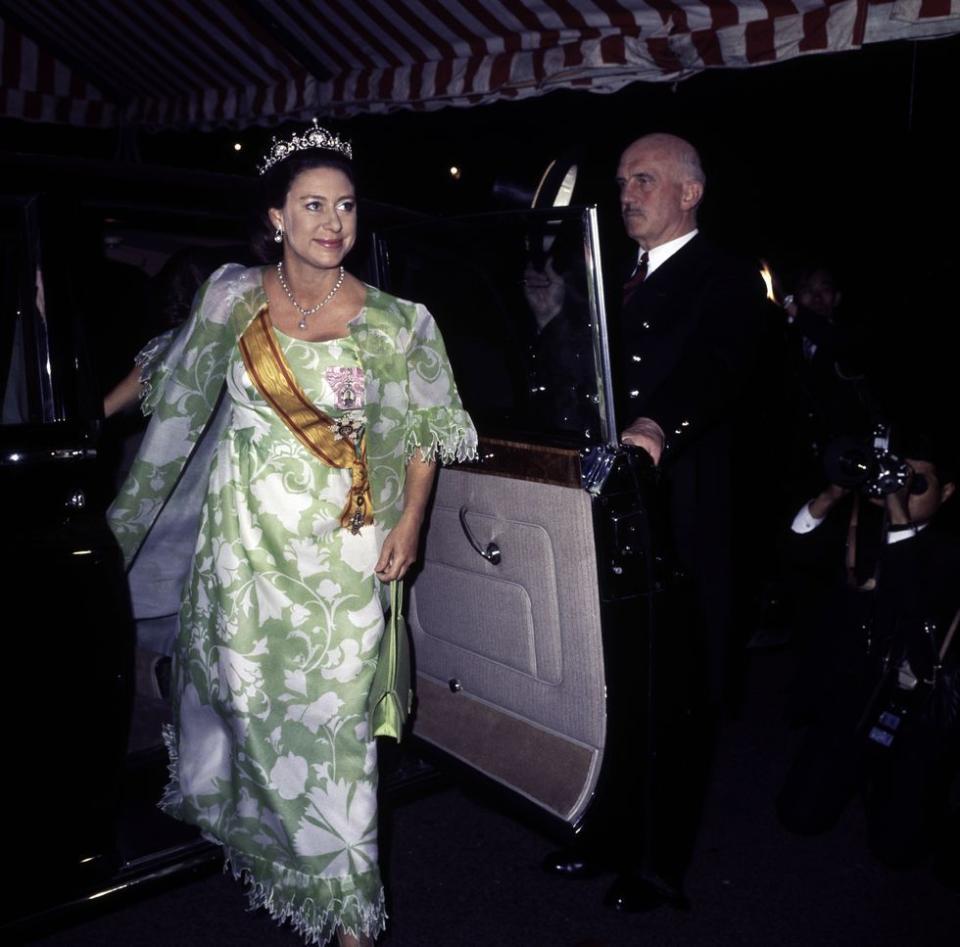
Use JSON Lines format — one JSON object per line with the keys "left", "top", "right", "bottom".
{"left": 258, "top": 119, "right": 353, "bottom": 175}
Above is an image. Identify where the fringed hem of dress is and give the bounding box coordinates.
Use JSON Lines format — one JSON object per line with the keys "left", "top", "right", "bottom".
{"left": 159, "top": 726, "right": 387, "bottom": 946}
{"left": 219, "top": 845, "right": 387, "bottom": 946}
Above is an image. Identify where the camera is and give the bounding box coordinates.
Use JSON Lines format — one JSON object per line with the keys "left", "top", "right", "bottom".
{"left": 822, "top": 424, "right": 914, "bottom": 498}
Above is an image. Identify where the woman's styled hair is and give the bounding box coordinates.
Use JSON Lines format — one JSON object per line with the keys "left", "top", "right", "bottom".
{"left": 250, "top": 150, "right": 356, "bottom": 263}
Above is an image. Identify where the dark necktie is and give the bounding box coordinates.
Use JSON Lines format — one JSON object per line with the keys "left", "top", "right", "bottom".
{"left": 622, "top": 251, "right": 649, "bottom": 304}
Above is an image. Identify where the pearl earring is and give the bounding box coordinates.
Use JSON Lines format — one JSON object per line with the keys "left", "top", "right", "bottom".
{"left": 274, "top": 226, "right": 284, "bottom": 243}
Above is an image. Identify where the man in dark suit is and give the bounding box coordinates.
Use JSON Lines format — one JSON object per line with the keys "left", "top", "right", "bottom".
{"left": 545, "top": 133, "right": 768, "bottom": 910}
{"left": 616, "top": 132, "right": 767, "bottom": 704}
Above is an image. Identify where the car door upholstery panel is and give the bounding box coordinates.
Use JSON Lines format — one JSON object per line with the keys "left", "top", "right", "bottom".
{"left": 409, "top": 450, "right": 606, "bottom": 824}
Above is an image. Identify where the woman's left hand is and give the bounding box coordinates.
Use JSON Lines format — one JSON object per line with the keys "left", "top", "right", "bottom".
{"left": 376, "top": 454, "right": 436, "bottom": 583}
{"left": 374, "top": 517, "right": 422, "bottom": 582}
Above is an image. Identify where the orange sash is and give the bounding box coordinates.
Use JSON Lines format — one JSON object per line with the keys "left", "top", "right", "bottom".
{"left": 238, "top": 306, "right": 374, "bottom": 534}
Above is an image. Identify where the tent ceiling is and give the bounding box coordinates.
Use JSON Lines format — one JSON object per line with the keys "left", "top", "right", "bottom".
{"left": 1, "top": 0, "right": 958, "bottom": 130}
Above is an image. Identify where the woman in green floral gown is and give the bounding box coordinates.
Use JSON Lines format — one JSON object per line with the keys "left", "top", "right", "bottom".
{"left": 109, "top": 128, "right": 476, "bottom": 946}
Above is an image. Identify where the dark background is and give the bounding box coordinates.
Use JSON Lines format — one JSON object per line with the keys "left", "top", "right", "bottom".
{"left": 4, "top": 32, "right": 956, "bottom": 416}
{"left": 4, "top": 34, "right": 954, "bottom": 256}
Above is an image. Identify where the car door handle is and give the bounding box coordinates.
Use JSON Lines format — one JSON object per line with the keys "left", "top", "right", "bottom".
{"left": 65, "top": 490, "right": 87, "bottom": 510}
{"left": 458, "top": 506, "right": 501, "bottom": 565}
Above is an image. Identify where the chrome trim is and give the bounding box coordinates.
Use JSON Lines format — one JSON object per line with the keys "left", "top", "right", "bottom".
{"left": 458, "top": 505, "right": 502, "bottom": 564}
{"left": 1, "top": 840, "right": 219, "bottom": 935}
{"left": 583, "top": 206, "right": 617, "bottom": 448}
{"left": 66, "top": 491, "right": 87, "bottom": 510}
{"left": 0, "top": 446, "right": 97, "bottom": 467}
{"left": 580, "top": 445, "right": 618, "bottom": 495}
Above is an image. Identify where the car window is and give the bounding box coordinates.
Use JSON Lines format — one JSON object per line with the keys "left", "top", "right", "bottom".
{"left": 0, "top": 202, "right": 54, "bottom": 425}
{"left": 375, "top": 207, "right": 615, "bottom": 447}
{"left": 74, "top": 208, "right": 251, "bottom": 404}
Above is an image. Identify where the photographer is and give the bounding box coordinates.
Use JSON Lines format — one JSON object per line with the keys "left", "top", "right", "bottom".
{"left": 780, "top": 264, "right": 872, "bottom": 503}
{"left": 777, "top": 431, "right": 960, "bottom": 877}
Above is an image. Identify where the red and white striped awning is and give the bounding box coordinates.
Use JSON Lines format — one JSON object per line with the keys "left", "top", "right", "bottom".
{"left": 1, "top": 1, "right": 958, "bottom": 130}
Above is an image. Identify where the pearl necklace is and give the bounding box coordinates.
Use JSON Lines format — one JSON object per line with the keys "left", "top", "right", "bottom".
{"left": 276, "top": 262, "right": 346, "bottom": 330}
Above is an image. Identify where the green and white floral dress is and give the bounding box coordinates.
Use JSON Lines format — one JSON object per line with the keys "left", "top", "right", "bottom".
{"left": 109, "top": 265, "right": 477, "bottom": 945}
{"left": 167, "top": 327, "right": 386, "bottom": 940}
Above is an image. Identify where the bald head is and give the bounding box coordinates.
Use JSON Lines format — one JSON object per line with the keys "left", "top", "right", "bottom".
{"left": 616, "top": 134, "right": 705, "bottom": 250}
{"left": 629, "top": 133, "right": 705, "bottom": 185}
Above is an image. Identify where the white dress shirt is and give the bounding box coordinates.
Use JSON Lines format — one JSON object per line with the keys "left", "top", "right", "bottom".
{"left": 790, "top": 501, "right": 925, "bottom": 544}
{"left": 636, "top": 229, "right": 698, "bottom": 279}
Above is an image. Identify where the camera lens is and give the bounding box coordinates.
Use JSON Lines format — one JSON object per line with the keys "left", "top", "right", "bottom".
{"left": 823, "top": 437, "right": 876, "bottom": 488}
{"left": 867, "top": 454, "right": 912, "bottom": 497}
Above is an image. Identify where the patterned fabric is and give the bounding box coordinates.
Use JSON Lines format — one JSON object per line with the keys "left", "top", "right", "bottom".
{"left": 108, "top": 264, "right": 477, "bottom": 944}
{"left": 238, "top": 310, "right": 373, "bottom": 534}
{"left": 109, "top": 264, "right": 478, "bottom": 565}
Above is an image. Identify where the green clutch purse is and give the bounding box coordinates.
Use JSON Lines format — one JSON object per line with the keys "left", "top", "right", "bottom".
{"left": 368, "top": 579, "right": 413, "bottom": 741}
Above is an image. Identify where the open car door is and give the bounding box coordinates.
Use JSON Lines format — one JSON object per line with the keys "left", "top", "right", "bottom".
{"left": 374, "top": 208, "right": 663, "bottom": 836}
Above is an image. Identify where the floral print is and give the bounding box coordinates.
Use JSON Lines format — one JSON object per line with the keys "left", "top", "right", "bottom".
{"left": 164, "top": 331, "right": 385, "bottom": 943}
{"left": 109, "top": 266, "right": 477, "bottom": 945}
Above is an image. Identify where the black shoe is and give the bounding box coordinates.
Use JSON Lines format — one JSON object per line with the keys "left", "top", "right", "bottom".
{"left": 541, "top": 848, "right": 605, "bottom": 879}
{"left": 603, "top": 873, "right": 689, "bottom": 913}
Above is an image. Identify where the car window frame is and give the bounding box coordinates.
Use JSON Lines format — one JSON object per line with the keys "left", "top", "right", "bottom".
{"left": 0, "top": 194, "right": 57, "bottom": 425}
{"left": 373, "top": 204, "right": 618, "bottom": 449}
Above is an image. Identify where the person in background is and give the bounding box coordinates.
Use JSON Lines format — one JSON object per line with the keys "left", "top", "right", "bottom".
{"left": 103, "top": 246, "right": 238, "bottom": 419}
{"left": 777, "top": 432, "right": 960, "bottom": 878}
{"left": 781, "top": 263, "right": 871, "bottom": 500}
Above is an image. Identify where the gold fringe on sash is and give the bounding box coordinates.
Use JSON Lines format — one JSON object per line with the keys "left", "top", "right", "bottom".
{"left": 239, "top": 306, "right": 374, "bottom": 534}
